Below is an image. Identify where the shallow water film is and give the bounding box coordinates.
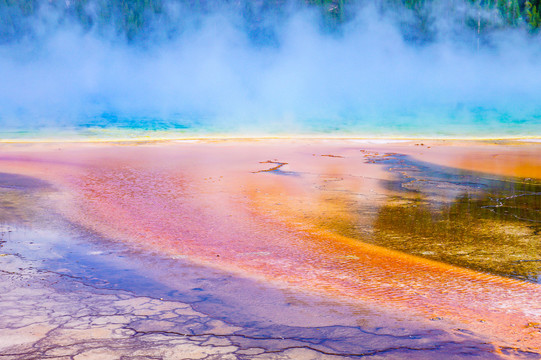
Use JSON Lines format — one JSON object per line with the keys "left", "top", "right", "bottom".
{"left": 333, "top": 152, "right": 541, "bottom": 283}
{"left": 0, "top": 140, "right": 540, "bottom": 359}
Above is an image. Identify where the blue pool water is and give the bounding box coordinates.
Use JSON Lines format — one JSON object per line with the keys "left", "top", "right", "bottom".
{"left": 1, "top": 101, "right": 540, "bottom": 140}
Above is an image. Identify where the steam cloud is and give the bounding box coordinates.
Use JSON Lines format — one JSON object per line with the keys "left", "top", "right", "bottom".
{"left": 0, "top": 1, "right": 540, "bottom": 137}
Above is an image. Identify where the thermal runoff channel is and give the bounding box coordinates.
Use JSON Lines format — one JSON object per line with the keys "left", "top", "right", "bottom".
{"left": 0, "top": 0, "right": 540, "bottom": 138}
{"left": 0, "top": 140, "right": 540, "bottom": 358}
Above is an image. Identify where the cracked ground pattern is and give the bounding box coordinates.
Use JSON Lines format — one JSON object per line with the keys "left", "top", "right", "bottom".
{"left": 1, "top": 249, "right": 510, "bottom": 360}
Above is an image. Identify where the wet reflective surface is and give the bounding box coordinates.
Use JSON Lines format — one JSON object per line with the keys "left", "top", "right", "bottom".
{"left": 324, "top": 152, "right": 541, "bottom": 283}
{"left": 0, "top": 140, "right": 540, "bottom": 358}
{"left": 0, "top": 171, "right": 515, "bottom": 359}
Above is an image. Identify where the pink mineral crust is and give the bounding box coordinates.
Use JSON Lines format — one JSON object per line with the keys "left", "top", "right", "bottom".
{"left": 0, "top": 139, "right": 540, "bottom": 352}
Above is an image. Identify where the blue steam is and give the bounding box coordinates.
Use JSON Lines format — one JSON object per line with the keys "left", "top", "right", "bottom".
{"left": 0, "top": 1, "right": 540, "bottom": 138}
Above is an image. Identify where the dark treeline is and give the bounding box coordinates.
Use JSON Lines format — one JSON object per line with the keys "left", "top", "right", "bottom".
{"left": 0, "top": 0, "right": 539, "bottom": 46}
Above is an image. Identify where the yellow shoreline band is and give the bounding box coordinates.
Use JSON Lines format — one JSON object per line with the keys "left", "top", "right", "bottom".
{"left": 0, "top": 136, "right": 540, "bottom": 144}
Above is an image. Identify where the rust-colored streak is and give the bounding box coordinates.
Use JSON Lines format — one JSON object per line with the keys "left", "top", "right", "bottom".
{"left": 0, "top": 140, "right": 540, "bottom": 352}
{"left": 253, "top": 160, "right": 288, "bottom": 173}
{"left": 321, "top": 154, "right": 344, "bottom": 158}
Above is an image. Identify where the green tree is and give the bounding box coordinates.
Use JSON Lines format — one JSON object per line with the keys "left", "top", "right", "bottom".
{"left": 525, "top": 0, "right": 541, "bottom": 29}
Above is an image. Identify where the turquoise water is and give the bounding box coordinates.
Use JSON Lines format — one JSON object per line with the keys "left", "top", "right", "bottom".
{"left": 1, "top": 105, "right": 539, "bottom": 140}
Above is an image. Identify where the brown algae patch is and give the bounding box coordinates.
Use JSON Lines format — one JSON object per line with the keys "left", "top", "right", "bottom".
{"left": 0, "top": 173, "right": 54, "bottom": 226}
{"left": 372, "top": 197, "right": 541, "bottom": 282}
{"left": 307, "top": 151, "right": 541, "bottom": 283}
